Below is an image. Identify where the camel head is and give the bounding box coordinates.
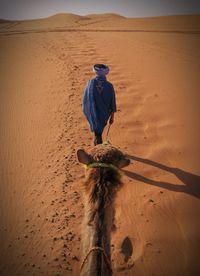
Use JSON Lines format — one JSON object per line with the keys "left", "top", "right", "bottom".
{"left": 77, "top": 144, "right": 130, "bottom": 169}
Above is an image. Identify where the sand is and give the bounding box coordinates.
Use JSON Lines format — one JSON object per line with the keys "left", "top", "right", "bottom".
{"left": 0, "top": 13, "right": 200, "bottom": 276}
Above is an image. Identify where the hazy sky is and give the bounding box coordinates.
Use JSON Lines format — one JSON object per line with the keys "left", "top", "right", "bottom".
{"left": 0, "top": 0, "right": 200, "bottom": 20}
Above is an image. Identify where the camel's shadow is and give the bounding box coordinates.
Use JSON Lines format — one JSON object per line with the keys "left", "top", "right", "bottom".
{"left": 123, "top": 154, "right": 200, "bottom": 199}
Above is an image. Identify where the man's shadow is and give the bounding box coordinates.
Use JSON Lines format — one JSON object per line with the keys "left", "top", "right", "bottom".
{"left": 123, "top": 155, "right": 200, "bottom": 199}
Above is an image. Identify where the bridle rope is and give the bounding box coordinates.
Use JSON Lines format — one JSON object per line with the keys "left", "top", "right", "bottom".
{"left": 80, "top": 246, "right": 112, "bottom": 273}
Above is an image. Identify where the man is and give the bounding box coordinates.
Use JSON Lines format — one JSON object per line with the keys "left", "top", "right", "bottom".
{"left": 83, "top": 64, "right": 117, "bottom": 145}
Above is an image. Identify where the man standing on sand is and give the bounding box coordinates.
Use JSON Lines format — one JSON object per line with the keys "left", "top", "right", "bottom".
{"left": 83, "top": 64, "right": 117, "bottom": 145}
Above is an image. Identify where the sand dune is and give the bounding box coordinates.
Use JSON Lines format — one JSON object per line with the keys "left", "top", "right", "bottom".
{"left": 0, "top": 14, "right": 200, "bottom": 276}
{"left": 0, "top": 13, "right": 200, "bottom": 33}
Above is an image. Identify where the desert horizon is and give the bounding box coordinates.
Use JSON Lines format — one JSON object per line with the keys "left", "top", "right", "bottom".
{"left": 1, "top": 11, "right": 200, "bottom": 20}
{"left": 1, "top": 13, "right": 200, "bottom": 29}
{"left": 0, "top": 12, "right": 200, "bottom": 276}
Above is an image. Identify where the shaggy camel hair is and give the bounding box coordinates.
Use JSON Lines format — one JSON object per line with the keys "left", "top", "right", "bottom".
{"left": 77, "top": 144, "right": 130, "bottom": 276}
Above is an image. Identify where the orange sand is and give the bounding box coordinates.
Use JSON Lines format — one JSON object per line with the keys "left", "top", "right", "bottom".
{"left": 0, "top": 14, "right": 200, "bottom": 276}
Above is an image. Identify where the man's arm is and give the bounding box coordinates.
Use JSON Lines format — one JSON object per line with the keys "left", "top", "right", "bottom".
{"left": 109, "top": 84, "right": 116, "bottom": 124}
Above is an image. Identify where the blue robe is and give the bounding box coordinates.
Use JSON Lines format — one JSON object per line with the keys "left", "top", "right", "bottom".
{"left": 83, "top": 76, "right": 116, "bottom": 133}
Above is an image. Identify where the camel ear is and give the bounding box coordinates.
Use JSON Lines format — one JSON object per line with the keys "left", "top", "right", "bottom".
{"left": 118, "top": 158, "right": 130, "bottom": 168}
{"left": 77, "top": 149, "right": 92, "bottom": 165}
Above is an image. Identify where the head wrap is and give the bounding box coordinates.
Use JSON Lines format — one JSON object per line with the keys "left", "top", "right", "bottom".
{"left": 93, "top": 64, "right": 109, "bottom": 76}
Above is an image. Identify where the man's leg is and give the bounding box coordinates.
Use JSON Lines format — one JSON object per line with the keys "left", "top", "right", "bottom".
{"left": 94, "top": 132, "right": 103, "bottom": 145}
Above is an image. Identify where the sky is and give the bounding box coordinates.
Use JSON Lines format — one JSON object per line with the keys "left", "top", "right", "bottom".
{"left": 0, "top": 0, "right": 200, "bottom": 20}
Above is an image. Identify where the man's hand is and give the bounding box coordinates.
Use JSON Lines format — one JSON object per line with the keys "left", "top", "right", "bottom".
{"left": 109, "top": 113, "right": 114, "bottom": 124}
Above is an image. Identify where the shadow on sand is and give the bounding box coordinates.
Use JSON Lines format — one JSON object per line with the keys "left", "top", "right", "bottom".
{"left": 121, "top": 236, "right": 133, "bottom": 263}
{"left": 123, "top": 154, "right": 200, "bottom": 199}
